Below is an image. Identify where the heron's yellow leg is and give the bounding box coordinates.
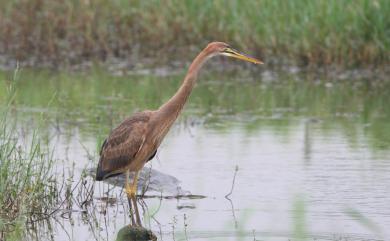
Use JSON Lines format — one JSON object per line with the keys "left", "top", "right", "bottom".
{"left": 125, "top": 170, "right": 139, "bottom": 197}
{"left": 131, "top": 171, "right": 139, "bottom": 193}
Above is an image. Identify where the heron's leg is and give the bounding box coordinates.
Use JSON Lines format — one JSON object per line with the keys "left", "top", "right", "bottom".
{"left": 130, "top": 195, "right": 142, "bottom": 226}
{"left": 125, "top": 170, "right": 139, "bottom": 197}
{"left": 125, "top": 170, "right": 133, "bottom": 197}
{"left": 127, "top": 195, "right": 136, "bottom": 225}
{"left": 131, "top": 171, "right": 139, "bottom": 195}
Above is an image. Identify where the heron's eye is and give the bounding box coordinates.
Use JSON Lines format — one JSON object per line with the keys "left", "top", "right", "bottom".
{"left": 223, "top": 47, "right": 234, "bottom": 54}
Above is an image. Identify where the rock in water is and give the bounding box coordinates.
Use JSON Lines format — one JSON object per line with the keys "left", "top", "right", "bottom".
{"left": 88, "top": 166, "right": 191, "bottom": 196}
{"left": 116, "top": 225, "right": 157, "bottom": 241}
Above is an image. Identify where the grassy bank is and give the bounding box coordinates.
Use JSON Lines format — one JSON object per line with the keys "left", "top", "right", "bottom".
{"left": 0, "top": 78, "right": 57, "bottom": 240}
{"left": 0, "top": 0, "right": 388, "bottom": 68}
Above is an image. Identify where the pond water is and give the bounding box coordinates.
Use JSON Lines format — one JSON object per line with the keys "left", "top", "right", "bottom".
{"left": 1, "top": 68, "right": 389, "bottom": 241}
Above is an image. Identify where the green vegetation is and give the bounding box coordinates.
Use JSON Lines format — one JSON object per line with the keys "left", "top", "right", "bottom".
{"left": 292, "top": 196, "right": 307, "bottom": 240}
{"left": 0, "top": 0, "right": 388, "bottom": 67}
{"left": 0, "top": 74, "right": 57, "bottom": 240}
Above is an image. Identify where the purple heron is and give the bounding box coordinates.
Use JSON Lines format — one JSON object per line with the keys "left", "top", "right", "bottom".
{"left": 96, "top": 42, "right": 263, "bottom": 197}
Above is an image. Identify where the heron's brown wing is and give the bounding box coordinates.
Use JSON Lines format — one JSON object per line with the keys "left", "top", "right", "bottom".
{"left": 96, "top": 111, "right": 152, "bottom": 179}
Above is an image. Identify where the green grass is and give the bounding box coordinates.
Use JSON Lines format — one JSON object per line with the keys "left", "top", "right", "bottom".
{"left": 0, "top": 0, "right": 388, "bottom": 67}
{"left": 0, "top": 75, "right": 57, "bottom": 240}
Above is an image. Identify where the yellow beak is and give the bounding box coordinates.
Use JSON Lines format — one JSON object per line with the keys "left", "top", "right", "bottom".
{"left": 222, "top": 48, "right": 263, "bottom": 65}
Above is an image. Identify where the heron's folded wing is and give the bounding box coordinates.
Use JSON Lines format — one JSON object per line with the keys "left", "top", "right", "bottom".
{"left": 98, "top": 112, "right": 151, "bottom": 175}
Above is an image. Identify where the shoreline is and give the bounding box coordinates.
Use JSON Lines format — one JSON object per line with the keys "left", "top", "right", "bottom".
{"left": 1, "top": 54, "right": 388, "bottom": 82}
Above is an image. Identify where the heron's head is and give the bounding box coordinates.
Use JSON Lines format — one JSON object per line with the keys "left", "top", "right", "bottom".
{"left": 205, "top": 42, "right": 263, "bottom": 64}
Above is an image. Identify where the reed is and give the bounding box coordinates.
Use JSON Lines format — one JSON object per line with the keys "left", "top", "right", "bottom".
{"left": 0, "top": 72, "right": 57, "bottom": 240}
{"left": 0, "top": 0, "right": 388, "bottom": 67}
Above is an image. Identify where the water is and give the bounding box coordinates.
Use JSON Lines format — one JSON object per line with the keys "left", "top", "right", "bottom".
{"left": 1, "top": 68, "right": 390, "bottom": 240}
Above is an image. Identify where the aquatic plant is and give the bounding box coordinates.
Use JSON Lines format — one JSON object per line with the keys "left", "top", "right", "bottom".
{"left": 0, "top": 71, "right": 58, "bottom": 240}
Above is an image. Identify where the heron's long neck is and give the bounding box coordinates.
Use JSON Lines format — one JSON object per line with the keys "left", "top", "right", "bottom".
{"left": 157, "top": 51, "right": 209, "bottom": 122}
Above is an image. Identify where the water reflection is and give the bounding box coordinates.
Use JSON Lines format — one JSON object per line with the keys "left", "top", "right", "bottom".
{"left": 2, "top": 69, "right": 389, "bottom": 152}
{"left": 115, "top": 197, "right": 157, "bottom": 241}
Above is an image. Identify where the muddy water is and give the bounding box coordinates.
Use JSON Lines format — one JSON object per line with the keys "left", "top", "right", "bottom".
{"left": 1, "top": 69, "right": 390, "bottom": 240}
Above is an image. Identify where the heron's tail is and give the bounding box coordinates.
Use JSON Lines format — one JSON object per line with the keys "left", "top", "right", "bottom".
{"left": 95, "top": 162, "right": 106, "bottom": 181}
{"left": 95, "top": 162, "right": 122, "bottom": 181}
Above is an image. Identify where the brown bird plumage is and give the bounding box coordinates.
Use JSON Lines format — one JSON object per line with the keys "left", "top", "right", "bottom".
{"left": 96, "top": 42, "right": 262, "bottom": 197}
{"left": 96, "top": 111, "right": 153, "bottom": 179}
